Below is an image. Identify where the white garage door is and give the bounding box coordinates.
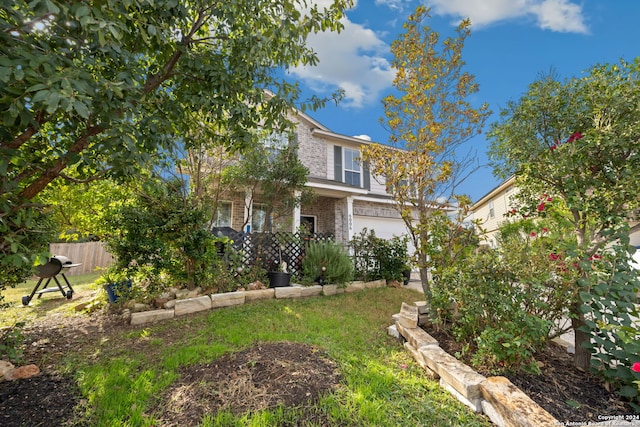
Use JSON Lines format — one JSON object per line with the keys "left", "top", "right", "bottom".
{"left": 353, "top": 216, "right": 408, "bottom": 240}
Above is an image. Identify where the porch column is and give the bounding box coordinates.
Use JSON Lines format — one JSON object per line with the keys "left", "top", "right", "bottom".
{"left": 244, "top": 189, "right": 252, "bottom": 233}
{"left": 292, "top": 190, "right": 301, "bottom": 232}
{"left": 346, "top": 196, "right": 354, "bottom": 242}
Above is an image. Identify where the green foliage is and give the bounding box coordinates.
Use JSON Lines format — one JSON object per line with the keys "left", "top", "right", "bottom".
{"left": 224, "top": 138, "right": 312, "bottom": 232}
{"left": 360, "top": 5, "right": 490, "bottom": 303}
{"left": 487, "top": 59, "right": 640, "bottom": 376}
{"left": 350, "top": 228, "right": 380, "bottom": 281}
{"left": 432, "top": 218, "right": 578, "bottom": 373}
{"left": 0, "top": 207, "right": 55, "bottom": 304}
{"left": 0, "top": 322, "right": 26, "bottom": 364}
{"left": 577, "top": 232, "right": 640, "bottom": 405}
{"left": 37, "top": 178, "right": 140, "bottom": 242}
{"left": 103, "top": 177, "right": 221, "bottom": 292}
{"left": 0, "top": 0, "right": 349, "bottom": 287}
{"left": 302, "top": 241, "right": 354, "bottom": 285}
{"left": 472, "top": 318, "right": 549, "bottom": 374}
{"left": 350, "top": 228, "right": 410, "bottom": 282}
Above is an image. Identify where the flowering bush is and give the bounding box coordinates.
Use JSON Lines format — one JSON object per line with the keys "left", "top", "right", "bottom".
{"left": 431, "top": 217, "right": 575, "bottom": 373}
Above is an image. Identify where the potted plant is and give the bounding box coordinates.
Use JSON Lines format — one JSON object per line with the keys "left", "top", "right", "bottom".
{"left": 97, "top": 267, "right": 132, "bottom": 303}
{"left": 268, "top": 245, "right": 292, "bottom": 287}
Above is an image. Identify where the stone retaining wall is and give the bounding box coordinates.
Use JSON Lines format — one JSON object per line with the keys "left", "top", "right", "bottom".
{"left": 389, "top": 303, "right": 559, "bottom": 427}
{"left": 129, "top": 280, "right": 386, "bottom": 326}
{"left": 389, "top": 301, "right": 640, "bottom": 427}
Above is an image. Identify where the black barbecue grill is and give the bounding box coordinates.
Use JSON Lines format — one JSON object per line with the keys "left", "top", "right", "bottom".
{"left": 22, "top": 255, "right": 81, "bottom": 306}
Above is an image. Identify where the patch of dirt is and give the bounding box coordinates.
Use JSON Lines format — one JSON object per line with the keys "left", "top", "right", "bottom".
{"left": 0, "top": 373, "right": 85, "bottom": 427}
{"left": 425, "top": 326, "right": 636, "bottom": 423}
{"left": 153, "top": 342, "right": 342, "bottom": 426}
{"left": 1, "top": 311, "right": 342, "bottom": 427}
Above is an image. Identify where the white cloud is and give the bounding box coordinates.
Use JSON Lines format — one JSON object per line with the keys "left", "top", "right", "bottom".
{"left": 289, "top": 18, "right": 396, "bottom": 109}
{"left": 353, "top": 134, "right": 372, "bottom": 141}
{"left": 427, "top": 0, "right": 588, "bottom": 33}
{"left": 374, "top": 0, "right": 412, "bottom": 12}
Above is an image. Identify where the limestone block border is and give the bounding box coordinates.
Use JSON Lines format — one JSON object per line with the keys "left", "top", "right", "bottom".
{"left": 128, "top": 279, "right": 387, "bottom": 326}
{"left": 391, "top": 301, "right": 559, "bottom": 427}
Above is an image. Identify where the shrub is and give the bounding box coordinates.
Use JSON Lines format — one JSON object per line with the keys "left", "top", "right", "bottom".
{"left": 374, "top": 235, "right": 410, "bottom": 283}
{"left": 349, "top": 228, "right": 411, "bottom": 282}
{"left": 0, "top": 322, "right": 26, "bottom": 364}
{"left": 349, "top": 228, "right": 379, "bottom": 281}
{"left": 432, "top": 219, "right": 574, "bottom": 373}
{"left": 302, "top": 241, "right": 353, "bottom": 285}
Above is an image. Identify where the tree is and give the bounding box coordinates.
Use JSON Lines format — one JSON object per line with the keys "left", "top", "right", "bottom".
{"left": 488, "top": 60, "right": 640, "bottom": 372}
{"left": 225, "top": 131, "right": 312, "bottom": 232}
{"left": 360, "top": 6, "right": 490, "bottom": 304}
{"left": 0, "top": 0, "right": 350, "bottom": 285}
{"left": 37, "top": 177, "right": 141, "bottom": 241}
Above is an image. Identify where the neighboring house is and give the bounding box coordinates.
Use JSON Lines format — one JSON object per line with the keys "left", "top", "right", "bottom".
{"left": 468, "top": 176, "right": 516, "bottom": 247}
{"left": 470, "top": 176, "right": 640, "bottom": 253}
{"left": 212, "top": 110, "right": 409, "bottom": 245}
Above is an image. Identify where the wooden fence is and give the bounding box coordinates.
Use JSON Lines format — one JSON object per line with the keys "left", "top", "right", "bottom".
{"left": 49, "top": 241, "right": 114, "bottom": 276}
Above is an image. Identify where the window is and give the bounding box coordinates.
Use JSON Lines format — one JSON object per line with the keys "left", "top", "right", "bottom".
{"left": 300, "top": 215, "right": 316, "bottom": 234}
{"left": 252, "top": 204, "right": 268, "bottom": 233}
{"left": 213, "top": 202, "right": 232, "bottom": 228}
{"left": 334, "top": 145, "right": 369, "bottom": 190}
{"left": 488, "top": 200, "right": 495, "bottom": 219}
{"left": 263, "top": 132, "right": 288, "bottom": 149}
{"left": 343, "top": 147, "right": 361, "bottom": 186}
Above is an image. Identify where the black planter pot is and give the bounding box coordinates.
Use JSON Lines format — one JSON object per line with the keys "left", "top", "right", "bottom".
{"left": 268, "top": 271, "right": 291, "bottom": 288}
{"left": 402, "top": 269, "right": 411, "bottom": 286}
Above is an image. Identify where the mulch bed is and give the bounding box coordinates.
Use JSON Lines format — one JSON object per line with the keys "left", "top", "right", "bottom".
{"left": 425, "top": 326, "right": 637, "bottom": 423}
{"left": 0, "top": 373, "right": 85, "bottom": 427}
{"left": 152, "top": 342, "right": 343, "bottom": 426}
{"left": 0, "top": 334, "right": 342, "bottom": 426}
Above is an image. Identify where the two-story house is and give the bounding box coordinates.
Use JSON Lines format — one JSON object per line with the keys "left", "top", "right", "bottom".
{"left": 212, "top": 109, "right": 409, "bottom": 245}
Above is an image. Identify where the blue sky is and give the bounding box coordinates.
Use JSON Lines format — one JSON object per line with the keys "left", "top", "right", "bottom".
{"left": 285, "top": 0, "right": 640, "bottom": 202}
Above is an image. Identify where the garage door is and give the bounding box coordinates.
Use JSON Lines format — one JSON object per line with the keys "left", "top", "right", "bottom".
{"left": 353, "top": 216, "right": 408, "bottom": 240}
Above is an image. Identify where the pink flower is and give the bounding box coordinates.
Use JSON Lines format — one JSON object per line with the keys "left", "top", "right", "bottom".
{"left": 542, "top": 227, "right": 549, "bottom": 233}
{"left": 632, "top": 362, "right": 640, "bottom": 373}
{"left": 549, "top": 253, "right": 560, "bottom": 261}
{"left": 537, "top": 202, "right": 545, "bottom": 212}
{"left": 530, "top": 232, "right": 536, "bottom": 237}
{"left": 547, "top": 197, "right": 553, "bottom": 202}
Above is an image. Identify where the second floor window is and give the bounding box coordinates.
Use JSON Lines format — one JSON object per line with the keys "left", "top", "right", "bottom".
{"left": 344, "top": 147, "right": 361, "bottom": 186}
{"left": 263, "top": 132, "right": 289, "bottom": 149}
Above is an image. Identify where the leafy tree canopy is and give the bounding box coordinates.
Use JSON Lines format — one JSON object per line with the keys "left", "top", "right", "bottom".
{"left": 488, "top": 60, "right": 640, "bottom": 250}
{"left": 0, "top": 0, "right": 350, "bottom": 284}
{"left": 488, "top": 59, "right": 640, "bottom": 371}
{"left": 361, "top": 5, "right": 490, "bottom": 302}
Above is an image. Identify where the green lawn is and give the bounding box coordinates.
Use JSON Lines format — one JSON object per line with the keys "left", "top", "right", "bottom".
{"left": 3, "top": 275, "right": 490, "bottom": 426}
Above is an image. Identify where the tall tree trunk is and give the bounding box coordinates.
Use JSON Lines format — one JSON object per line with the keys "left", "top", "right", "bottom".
{"left": 571, "top": 308, "right": 592, "bottom": 370}
{"left": 419, "top": 266, "right": 433, "bottom": 305}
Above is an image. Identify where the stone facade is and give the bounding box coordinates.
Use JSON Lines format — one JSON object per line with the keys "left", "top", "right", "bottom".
{"left": 353, "top": 200, "right": 401, "bottom": 219}
{"left": 296, "top": 117, "right": 327, "bottom": 179}
{"left": 301, "top": 196, "right": 336, "bottom": 235}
